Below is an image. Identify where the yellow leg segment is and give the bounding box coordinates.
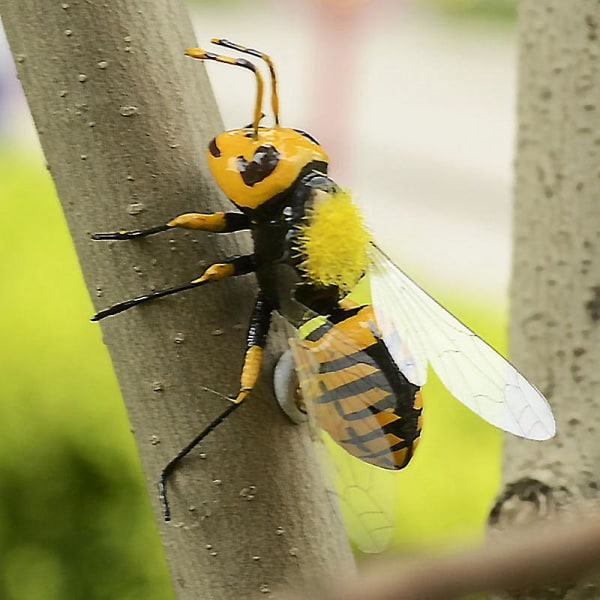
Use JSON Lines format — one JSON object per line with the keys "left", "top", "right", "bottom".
{"left": 191, "top": 262, "right": 236, "bottom": 285}
{"left": 92, "top": 211, "right": 248, "bottom": 241}
{"left": 167, "top": 212, "right": 228, "bottom": 232}
{"left": 234, "top": 346, "right": 264, "bottom": 404}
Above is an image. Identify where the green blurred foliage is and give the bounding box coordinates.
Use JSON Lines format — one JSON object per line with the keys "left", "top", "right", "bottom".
{"left": 0, "top": 149, "right": 173, "bottom": 600}
{"left": 418, "top": 0, "right": 516, "bottom": 21}
{"left": 0, "top": 146, "right": 502, "bottom": 595}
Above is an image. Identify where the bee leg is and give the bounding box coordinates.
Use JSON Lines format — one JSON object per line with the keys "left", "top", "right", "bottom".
{"left": 91, "top": 254, "right": 255, "bottom": 321}
{"left": 91, "top": 211, "right": 250, "bottom": 240}
{"left": 234, "top": 292, "right": 274, "bottom": 404}
{"left": 158, "top": 292, "right": 274, "bottom": 521}
{"left": 158, "top": 400, "right": 241, "bottom": 521}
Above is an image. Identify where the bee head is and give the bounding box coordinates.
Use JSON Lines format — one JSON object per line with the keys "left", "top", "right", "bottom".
{"left": 187, "top": 40, "right": 328, "bottom": 209}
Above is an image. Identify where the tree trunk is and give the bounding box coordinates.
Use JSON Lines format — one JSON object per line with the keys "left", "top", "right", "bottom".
{"left": 492, "top": 1, "right": 600, "bottom": 597}
{"left": 1, "top": 1, "right": 355, "bottom": 598}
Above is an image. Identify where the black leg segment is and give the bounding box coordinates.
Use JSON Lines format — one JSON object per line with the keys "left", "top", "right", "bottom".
{"left": 157, "top": 291, "right": 275, "bottom": 521}
{"left": 92, "top": 254, "right": 256, "bottom": 321}
{"left": 91, "top": 211, "right": 250, "bottom": 240}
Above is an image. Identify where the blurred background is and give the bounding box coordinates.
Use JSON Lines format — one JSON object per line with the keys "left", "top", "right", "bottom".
{"left": 1, "top": 0, "right": 517, "bottom": 598}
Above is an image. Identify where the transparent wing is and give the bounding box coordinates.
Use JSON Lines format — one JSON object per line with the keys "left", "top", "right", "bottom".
{"left": 289, "top": 333, "right": 398, "bottom": 553}
{"left": 369, "top": 244, "right": 555, "bottom": 441}
{"left": 320, "top": 434, "right": 397, "bottom": 554}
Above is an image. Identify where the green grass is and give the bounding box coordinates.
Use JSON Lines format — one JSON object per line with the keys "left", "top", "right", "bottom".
{"left": 0, "top": 148, "right": 502, "bottom": 595}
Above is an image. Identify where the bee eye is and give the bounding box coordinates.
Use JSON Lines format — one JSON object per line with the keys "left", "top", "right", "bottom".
{"left": 237, "top": 145, "right": 281, "bottom": 187}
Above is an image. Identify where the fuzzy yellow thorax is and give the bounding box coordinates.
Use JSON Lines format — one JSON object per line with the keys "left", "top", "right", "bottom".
{"left": 295, "top": 189, "right": 371, "bottom": 292}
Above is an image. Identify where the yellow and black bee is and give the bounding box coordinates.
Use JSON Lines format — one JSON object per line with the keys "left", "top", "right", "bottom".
{"left": 92, "top": 39, "right": 555, "bottom": 527}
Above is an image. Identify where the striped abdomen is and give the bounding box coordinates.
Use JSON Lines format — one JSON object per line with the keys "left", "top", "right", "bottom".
{"left": 298, "top": 305, "right": 423, "bottom": 470}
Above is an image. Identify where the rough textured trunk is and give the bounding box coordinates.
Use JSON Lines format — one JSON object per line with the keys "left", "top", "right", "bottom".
{"left": 1, "top": 1, "right": 355, "bottom": 598}
{"left": 491, "top": 1, "right": 600, "bottom": 598}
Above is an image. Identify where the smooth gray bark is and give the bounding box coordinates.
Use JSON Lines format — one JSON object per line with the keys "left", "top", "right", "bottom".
{"left": 493, "top": 2, "right": 600, "bottom": 598}
{"left": 1, "top": 1, "right": 355, "bottom": 598}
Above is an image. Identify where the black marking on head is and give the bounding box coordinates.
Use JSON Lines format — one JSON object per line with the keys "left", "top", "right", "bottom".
{"left": 208, "top": 138, "right": 221, "bottom": 158}
{"left": 294, "top": 128, "right": 320, "bottom": 146}
{"left": 237, "top": 144, "right": 280, "bottom": 186}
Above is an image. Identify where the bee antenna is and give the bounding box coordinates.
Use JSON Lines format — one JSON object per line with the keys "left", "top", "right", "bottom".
{"left": 186, "top": 47, "right": 264, "bottom": 137}
{"left": 210, "top": 38, "right": 280, "bottom": 126}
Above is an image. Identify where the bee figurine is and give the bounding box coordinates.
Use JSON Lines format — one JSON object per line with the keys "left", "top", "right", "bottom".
{"left": 92, "top": 38, "right": 555, "bottom": 525}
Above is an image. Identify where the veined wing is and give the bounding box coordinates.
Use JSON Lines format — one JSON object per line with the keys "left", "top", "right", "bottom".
{"left": 288, "top": 307, "right": 423, "bottom": 552}
{"left": 289, "top": 329, "right": 401, "bottom": 553}
{"left": 319, "top": 433, "right": 398, "bottom": 554}
{"left": 369, "top": 244, "right": 555, "bottom": 441}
